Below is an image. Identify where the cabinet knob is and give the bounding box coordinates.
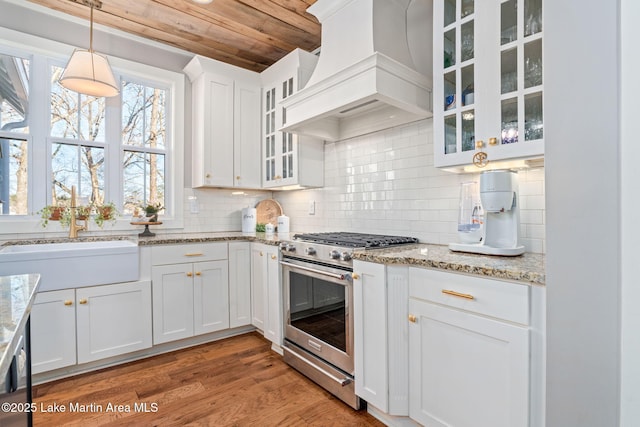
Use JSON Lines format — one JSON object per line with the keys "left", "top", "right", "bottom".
{"left": 79, "top": 299, "right": 88, "bottom": 305}
{"left": 260, "top": 251, "right": 263, "bottom": 256}
{"left": 236, "top": 176, "right": 241, "bottom": 180}
{"left": 475, "top": 140, "right": 484, "bottom": 149}
{"left": 205, "top": 173, "right": 211, "bottom": 178}
{"left": 64, "top": 300, "right": 73, "bottom": 306}
{"left": 186, "top": 272, "right": 193, "bottom": 277}
{"left": 488, "top": 137, "right": 498, "bottom": 146}
{"left": 195, "top": 272, "right": 202, "bottom": 276}
{"left": 274, "top": 175, "right": 282, "bottom": 180}
{"left": 271, "top": 254, "right": 277, "bottom": 260}
{"left": 351, "top": 273, "right": 360, "bottom": 280}
{"left": 408, "top": 314, "right": 417, "bottom": 323}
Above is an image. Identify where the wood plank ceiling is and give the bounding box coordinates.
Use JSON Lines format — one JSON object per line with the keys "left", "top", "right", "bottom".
{"left": 26, "top": 0, "right": 321, "bottom": 72}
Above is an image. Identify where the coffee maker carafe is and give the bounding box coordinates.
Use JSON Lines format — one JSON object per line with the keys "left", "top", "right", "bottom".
{"left": 449, "top": 170, "right": 525, "bottom": 256}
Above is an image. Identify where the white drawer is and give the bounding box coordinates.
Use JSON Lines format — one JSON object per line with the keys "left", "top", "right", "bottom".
{"left": 151, "top": 242, "right": 228, "bottom": 266}
{"left": 409, "top": 267, "right": 530, "bottom": 325}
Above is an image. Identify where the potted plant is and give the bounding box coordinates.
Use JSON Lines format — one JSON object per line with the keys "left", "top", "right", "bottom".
{"left": 37, "top": 205, "right": 68, "bottom": 228}
{"left": 94, "top": 202, "right": 119, "bottom": 228}
{"left": 141, "top": 202, "right": 163, "bottom": 222}
{"left": 75, "top": 205, "right": 91, "bottom": 221}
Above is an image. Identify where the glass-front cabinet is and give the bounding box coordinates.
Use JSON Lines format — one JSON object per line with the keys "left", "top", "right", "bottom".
{"left": 260, "top": 49, "right": 324, "bottom": 189}
{"left": 434, "top": 0, "right": 544, "bottom": 169}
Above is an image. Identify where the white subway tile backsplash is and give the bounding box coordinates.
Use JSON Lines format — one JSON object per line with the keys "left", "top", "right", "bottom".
{"left": 275, "top": 119, "right": 546, "bottom": 253}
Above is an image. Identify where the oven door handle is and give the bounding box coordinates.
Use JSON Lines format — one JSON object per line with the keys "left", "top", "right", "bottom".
{"left": 280, "top": 261, "right": 347, "bottom": 280}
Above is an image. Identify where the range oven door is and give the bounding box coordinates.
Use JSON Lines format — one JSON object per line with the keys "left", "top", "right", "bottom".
{"left": 281, "top": 257, "right": 354, "bottom": 374}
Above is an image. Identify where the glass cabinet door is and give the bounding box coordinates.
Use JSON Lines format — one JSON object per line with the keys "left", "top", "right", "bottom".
{"left": 434, "top": 0, "right": 543, "bottom": 169}
{"left": 264, "top": 87, "right": 276, "bottom": 184}
{"left": 281, "top": 77, "right": 295, "bottom": 181}
{"left": 498, "top": 0, "right": 543, "bottom": 148}
{"left": 439, "top": 0, "right": 476, "bottom": 157}
{"left": 263, "top": 75, "right": 299, "bottom": 187}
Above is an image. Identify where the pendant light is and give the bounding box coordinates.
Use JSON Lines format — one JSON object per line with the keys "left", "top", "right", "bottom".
{"left": 59, "top": 0, "right": 119, "bottom": 98}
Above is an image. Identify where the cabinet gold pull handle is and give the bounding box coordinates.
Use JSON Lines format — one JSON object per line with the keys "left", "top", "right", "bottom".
{"left": 79, "top": 299, "right": 88, "bottom": 304}
{"left": 442, "top": 289, "right": 475, "bottom": 300}
{"left": 64, "top": 300, "right": 73, "bottom": 306}
{"left": 408, "top": 314, "right": 417, "bottom": 323}
{"left": 488, "top": 137, "right": 498, "bottom": 146}
{"left": 271, "top": 254, "right": 277, "bottom": 260}
{"left": 195, "top": 272, "right": 201, "bottom": 276}
{"left": 351, "top": 273, "right": 360, "bottom": 280}
{"left": 185, "top": 252, "right": 204, "bottom": 257}
{"left": 260, "top": 251, "right": 264, "bottom": 256}
{"left": 187, "top": 272, "right": 193, "bottom": 277}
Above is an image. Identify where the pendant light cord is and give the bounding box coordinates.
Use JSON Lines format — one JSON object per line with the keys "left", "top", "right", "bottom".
{"left": 89, "top": 0, "right": 94, "bottom": 53}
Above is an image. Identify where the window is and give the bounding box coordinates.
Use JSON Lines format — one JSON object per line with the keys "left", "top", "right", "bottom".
{"left": 0, "top": 31, "right": 184, "bottom": 232}
{"left": 48, "top": 69, "right": 169, "bottom": 215}
{"left": 0, "top": 52, "right": 30, "bottom": 215}
{"left": 121, "top": 80, "right": 167, "bottom": 215}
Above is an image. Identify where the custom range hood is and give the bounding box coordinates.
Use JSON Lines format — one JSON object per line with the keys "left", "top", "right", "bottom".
{"left": 280, "top": 0, "right": 432, "bottom": 142}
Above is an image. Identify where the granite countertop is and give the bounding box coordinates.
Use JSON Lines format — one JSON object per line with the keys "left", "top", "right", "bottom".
{"left": 0, "top": 234, "right": 545, "bottom": 285}
{"left": 0, "top": 274, "right": 40, "bottom": 378}
{"left": 0, "top": 232, "right": 285, "bottom": 248}
{"left": 353, "top": 243, "right": 545, "bottom": 285}
{"left": 136, "top": 231, "right": 284, "bottom": 246}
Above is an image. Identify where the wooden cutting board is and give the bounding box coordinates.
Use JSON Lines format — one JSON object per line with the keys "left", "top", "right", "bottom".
{"left": 255, "top": 199, "right": 283, "bottom": 225}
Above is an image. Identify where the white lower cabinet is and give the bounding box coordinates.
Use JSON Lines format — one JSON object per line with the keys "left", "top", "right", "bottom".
{"left": 354, "top": 261, "right": 389, "bottom": 411}
{"left": 408, "top": 268, "right": 530, "bottom": 427}
{"left": 31, "top": 289, "right": 77, "bottom": 374}
{"left": 76, "top": 281, "right": 153, "bottom": 364}
{"left": 353, "top": 261, "right": 410, "bottom": 416}
{"left": 151, "top": 243, "right": 230, "bottom": 344}
{"left": 228, "top": 242, "right": 252, "bottom": 328}
{"left": 250, "top": 243, "right": 281, "bottom": 346}
{"left": 31, "top": 281, "right": 152, "bottom": 374}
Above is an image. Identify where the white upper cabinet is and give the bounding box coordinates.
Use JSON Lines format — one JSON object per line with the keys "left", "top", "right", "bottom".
{"left": 184, "top": 56, "right": 262, "bottom": 189}
{"left": 260, "top": 49, "right": 324, "bottom": 189}
{"left": 434, "top": 0, "right": 544, "bottom": 170}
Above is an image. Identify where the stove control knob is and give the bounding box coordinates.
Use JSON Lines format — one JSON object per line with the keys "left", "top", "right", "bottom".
{"left": 305, "top": 247, "right": 316, "bottom": 255}
{"left": 330, "top": 250, "right": 341, "bottom": 260}
{"left": 340, "top": 252, "right": 352, "bottom": 262}
{"left": 287, "top": 245, "right": 296, "bottom": 252}
{"left": 279, "top": 243, "right": 288, "bottom": 250}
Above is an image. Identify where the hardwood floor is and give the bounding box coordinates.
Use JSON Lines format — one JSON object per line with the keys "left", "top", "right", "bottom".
{"left": 33, "top": 333, "right": 385, "bottom": 426}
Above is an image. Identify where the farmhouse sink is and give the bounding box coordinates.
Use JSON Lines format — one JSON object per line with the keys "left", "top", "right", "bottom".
{"left": 0, "top": 240, "right": 139, "bottom": 291}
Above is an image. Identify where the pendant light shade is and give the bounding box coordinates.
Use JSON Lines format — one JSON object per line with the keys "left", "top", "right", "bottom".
{"left": 59, "top": 49, "right": 119, "bottom": 97}
{"left": 59, "top": 0, "right": 119, "bottom": 98}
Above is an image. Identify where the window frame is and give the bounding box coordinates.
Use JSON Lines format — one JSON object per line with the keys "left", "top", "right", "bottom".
{"left": 0, "top": 28, "right": 184, "bottom": 234}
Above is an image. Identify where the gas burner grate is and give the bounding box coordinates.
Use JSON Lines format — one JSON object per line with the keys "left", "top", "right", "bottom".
{"left": 293, "top": 232, "right": 419, "bottom": 248}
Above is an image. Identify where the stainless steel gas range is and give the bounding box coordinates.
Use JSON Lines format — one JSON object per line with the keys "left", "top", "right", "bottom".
{"left": 279, "top": 232, "right": 419, "bottom": 410}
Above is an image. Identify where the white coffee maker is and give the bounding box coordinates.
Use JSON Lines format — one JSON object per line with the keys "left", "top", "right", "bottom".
{"left": 449, "top": 169, "right": 525, "bottom": 256}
